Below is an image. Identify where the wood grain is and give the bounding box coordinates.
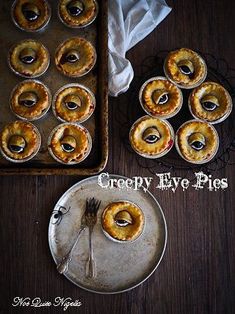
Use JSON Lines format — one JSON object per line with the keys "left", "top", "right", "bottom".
{"left": 0, "top": 0, "right": 235, "bottom": 313}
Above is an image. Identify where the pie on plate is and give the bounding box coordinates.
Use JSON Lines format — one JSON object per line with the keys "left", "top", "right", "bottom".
{"left": 102, "top": 201, "right": 145, "bottom": 242}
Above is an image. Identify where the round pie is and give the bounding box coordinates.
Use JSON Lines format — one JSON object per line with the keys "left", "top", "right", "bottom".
{"left": 53, "top": 84, "right": 95, "bottom": 123}
{"left": 129, "top": 116, "right": 174, "bottom": 158}
{"left": 58, "top": 0, "right": 98, "bottom": 28}
{"left": 48, "top": 123, "right": 91, "bottom": 164}
{"left": 140, "top": 76, "right": 183, "bottom": 118}
{"left": 12, "top": 0, "right": 51, "bottom": 32}
{"left": 10, "top": 80, "right": 51, "bottom": 121}
{"left": 0, "top": 120, "right": 41, "bottom": 162}
{"left": 189, "top": 82, "right": 233, "bottom": 124}
{"left": 102, "top": 201, "right": 145, "bottom": 242}
{"left": 55, "top": 37, "right": 96, "bottom": 77}
{"left": 9, "top": 39, "right": 50, "bottom": 78}
{"left": 176, "top": 120, "right": 219, "bottom": 163}
{"left": 164, "top": 48, "right": 207, "bottom": 89}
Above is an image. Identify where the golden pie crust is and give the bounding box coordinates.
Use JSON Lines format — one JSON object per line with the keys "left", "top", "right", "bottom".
{"left": 59, "top": 0, "right": 97, "bottom": 28}
{"left": 0, "top": 121, "right": 40, "bottom": 160}
{"left": 55, "top": 37, "right": 96, "bottom": 77}
{"left": 177, "top": 120, "right": 218, "bottom": 162}
{"left": 49, "top": 124, "right": 90, "bottom": 163}
{"left": 102, "top": 201, "right": 144, "bottom": 242}
{"left": 10, "top": 80, "right": 51, "bottom": 120}
{"left": 142, "top": 78, "right": 182, "bottom": 117}
{"left": 9, "top": 39, "right": 50, "bottom": 78}
{"left": 164, "top": 48, "right": 207, "bottom": 88}
{"left": 189, "top": 82, "right": 232, "bottom": 122}
{"left": 12, "top": 0, "right": 51, "bottom": 32}
{"left": 130, "top": 116, "right": 173, "bottom": 156}
{"left": 54, "top": 85, "right": 95, "bottom": 122}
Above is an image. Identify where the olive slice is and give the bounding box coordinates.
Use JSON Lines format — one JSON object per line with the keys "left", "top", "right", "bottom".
{"left": 201, "top": 95, "right": 219, "bottom": 111}
{"left": 142, "top": 127, "right": 161, "bottom": 144}
{"left": 178, "top": 59, "right": 194, "bottom": 76}
{"left": 67, "top": 0, "right": 84, "bottom": 17}
{"left": 188, "top": 132, "right": 206, "bottom": 151}
{"left": 22, "top": 3, "right": 40, "bottom": 22}
{"left": 152, "top": 89, "right": 169, "bottom": 105}
{"left": 63, "top": 94, "right": 81, "bottom": 110}
{"left": 19, "top": 92, "right": 38, "bottom": 107}
{"left": 65, "top": 50, "right": 79, "bottom": 63}
{"left": 60, "top": 135, "right": 76, "bottom": 153}
{"left": 115, "top": 210, "right": 133, "bottom": 227}
{"left": 19, "top": 48, "right": 37, "bottom": 64}
{"left": 8, "top": 135, "right": 26, "bottom": 153}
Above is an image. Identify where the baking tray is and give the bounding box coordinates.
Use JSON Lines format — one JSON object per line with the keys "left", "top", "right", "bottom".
{"left": 48, "top": 175, "right": 167, "bottom": 293}
{"left": 0, "top": 0, "right": 108, "bottom": 175}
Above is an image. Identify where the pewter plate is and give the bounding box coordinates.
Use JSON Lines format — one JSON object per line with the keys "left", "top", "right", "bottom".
{"left": 48, "top": 175, "right": 167, "bottom": 294}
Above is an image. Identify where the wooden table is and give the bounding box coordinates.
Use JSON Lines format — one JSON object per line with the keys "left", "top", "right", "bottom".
{"left": 1, "top": 0, "right": 235, "bottom": 313}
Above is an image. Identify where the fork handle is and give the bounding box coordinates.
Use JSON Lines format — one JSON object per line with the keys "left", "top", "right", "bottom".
{"left": 86, "top": 256, "right": 96, "bottom": 279}
{"left": 57, "top": 226, "right": 85, "bottom": 274}
{"left": 86, "top": 227, "right": 96, "bottom": 278}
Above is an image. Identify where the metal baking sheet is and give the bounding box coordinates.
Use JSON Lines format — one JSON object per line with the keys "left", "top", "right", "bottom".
{"left": 48, "top": 175, "right": 167, "bottom": 294}
{"left": 0, "top": 0, "right": 108, "bottom": 175}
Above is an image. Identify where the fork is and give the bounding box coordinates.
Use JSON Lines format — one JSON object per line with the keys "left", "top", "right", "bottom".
{"left": 57, "top": 198, "right": 91, "bottom": 274}
{"left": 85, "top": 197, "right": 101, "bottom": 279}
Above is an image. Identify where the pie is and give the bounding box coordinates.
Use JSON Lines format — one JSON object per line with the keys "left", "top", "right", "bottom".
{"left": 189, "top": 82, "right": 233, "bottom": 123}
{"left": 140, "top": 77, "right": 183, "bottom": 118}
{"left": 53, "top": 84, "right": 95, "bottom": 123}
{"left": 176, "top": 120, "right": 219, "bottom": 163}
{"left": 12, "top": 0, "right": 51, "bottom": 32}
{"left": 55, "top": 37, "right": 96, "bottom": 77}
{"left": 102, "top": 201, "right": 145, "bottom": 242}
{"left": 9, "top": 39, "right": 50, "bottom": 78}
{"left": 10, "top": 80, "right": 51, "bottom": 120}
{"left": 129, "top": 116, "right": 174, "bottom": 157}
{"left": 48, "top": 123, "right": 91, "bottom": 164}
{"left": 0, "top": 120, "right": 41, "bottom": 162}
{"left": 164, "top": 48, "right": 207, "bottom": 88}
{"left": 58, "top": 0, "right": 98, "bottom": 28}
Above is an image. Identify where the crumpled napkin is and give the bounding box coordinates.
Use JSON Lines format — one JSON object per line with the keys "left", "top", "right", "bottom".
{"left": 108, "top": 0, "right": 172, "bottom": 97}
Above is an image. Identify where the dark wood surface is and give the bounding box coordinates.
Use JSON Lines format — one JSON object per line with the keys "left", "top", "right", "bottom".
{"left": 1, "top": 0, "right": 235, "bottom": 313}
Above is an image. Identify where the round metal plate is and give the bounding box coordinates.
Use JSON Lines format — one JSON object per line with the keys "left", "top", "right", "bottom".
{"left": 48, "top": 175, "right": 167, "bottom": 294}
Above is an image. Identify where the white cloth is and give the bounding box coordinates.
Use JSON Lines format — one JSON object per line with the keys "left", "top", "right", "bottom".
{"left": 108, "top": 0, "right": 172, "bottom": 97}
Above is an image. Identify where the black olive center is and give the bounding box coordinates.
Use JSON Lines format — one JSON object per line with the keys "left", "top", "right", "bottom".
{"left": 191, "top": 141, "right": 205, "bottom": 151}
{"left": 9, "top": 144, "right": 24, "bottom": 153}
{"left": 61, "top": 143, "right": 75, "bottom": 153}
{"left": 20, "top": 55, "right": 36, "bottom": 64}
{"left": 202, "top": 101, "right": 217, "bottom": 111}
{"left": 67, "top": 1, "right": 84, "bottom": 17}
{"left": 158, "top": 94, "right": 169, "bottom": 105}
{"left": 145, "top": 135, "right": 158, "bottom": 144}
{"left": 22, "top": 4, "right": 40, "bottom": 22}
{"left": 66, "top": 102, "right": 78, "bottom": 110}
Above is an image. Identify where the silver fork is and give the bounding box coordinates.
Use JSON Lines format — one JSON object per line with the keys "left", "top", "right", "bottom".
{"left": 57, "top": 199, "right": 91, "bottom": 274}
{"left": 85, "top": 197, "right": 101, "bottom": 279}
